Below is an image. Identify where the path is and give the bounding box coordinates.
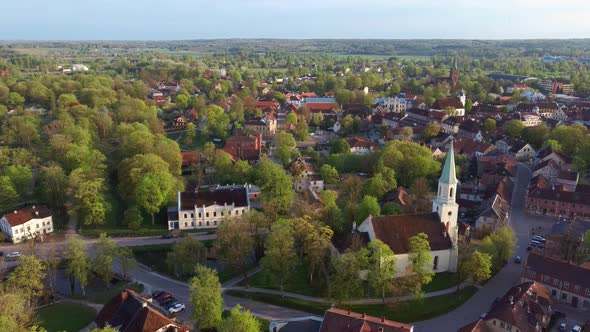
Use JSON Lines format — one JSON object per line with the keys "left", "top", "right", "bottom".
{"left": 413, "top": 163, "right": 552, "bottom": 331}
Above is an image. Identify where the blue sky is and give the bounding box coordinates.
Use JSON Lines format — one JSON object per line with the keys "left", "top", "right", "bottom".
{"left": 2, "top": 0, "right": 590, "bottom": 40}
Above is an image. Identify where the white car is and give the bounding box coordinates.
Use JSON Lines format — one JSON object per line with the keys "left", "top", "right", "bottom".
{"left": 168, "top": 303, "right": 185, "bottom": 314}
{"left": 6, "top": 251, "right": 22, "bottom": 259}
{"left": 571, "top": 325, "right": 582, "bottom": 332}
{"left": 532, "top": 235, "right": 546, "bottom": 242}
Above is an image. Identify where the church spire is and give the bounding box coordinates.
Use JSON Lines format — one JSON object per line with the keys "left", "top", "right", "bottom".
{"left": 453, "top": 57, "right": 458, "bottom": 70}
{"left": 440, "top": 142, "right": 458, "bottom": 185}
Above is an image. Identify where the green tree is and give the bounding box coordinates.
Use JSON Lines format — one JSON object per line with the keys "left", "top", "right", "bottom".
{"left": 275, "top": 131, "right": 297, "bottom": 165}
{"left": 379, "top": 140, "right": 440, "bottom": 186}
{"left": 330, "top": 138, "right": 351, "bottom": 154}
{"left": 367, "top": 240, "right": 397, "bottom": 305}
{"left": 72, "top": 177, "right": 107, "bottom": 227}
{"left": 357, "top": 195, "right": 381, "bottom": 222}
{"left": 399, "top": 127, "right": 413, "bottom": 141}
{"left": 64, "top": 237, "right": 90, "bottom": 295}
{"left": 135, "top": 173, "right": 173, "bottom": 224}
{"left": 215, "top": 218, "right": 255, "bottom": 286}
{"left": 189, "top": 265, "right": 223, "bottom": 330}
{"left": 202, "top": 105, "right": 230, "bottom": 139}
{"left": 329, "top": 249, "right": 368, "bottom": 306}
{"left": 422, "top": 122, "right": 441, "bottom": 140}
{"left": 93, "top": 233, "right": 117, "bottom": 288}
{"left": 479, "top": 226, "right": 516, "bottom": 271}
{"left": 363, "top": 169, "right": 397, "bottom": 199}
{"left": 522, "top": 123, "right": 549, "bottom": 148}
{"left": 7, "top": 255, "right": 46, "bottom": 304}
{"left": 174, "top": 94, "right": 189, "bottom": 109}
{"left": 285, "top": 113, "right": 298, "bottom": 125}
{"left": 293, "top": 120, "right": 309, "bottom": 141}
{"left": 576, "top": 230, "right": 590, "bottom": 264}
{"left": 183, "top": 122, "right": 197, "bottom": 146}
{"left": 261, "top": 221, "right": 298, "bottom": 297}
{"left": 5, "top": 165, "right": 32, "bottom": 199}
{"left": 0, "top": 176, "right": 19, "bottom": 212}
{"left": 117, "top": 247, "right": 137, "bottom": 280}
{"left": 38, "top": 165, "right": 68, "bottom": 209}
{"left": 320, "top": 164, "right": 339, "bottom": 184}
{"left": 252, "top": 157, "right": 294, "bottom": 217}
{"left": 217, "top": 305, "right": 261, "bottom": 332}
{"left": 503, "top": 120, "right": 524, "bottom": 138}
{"left": 407, "top": 233, "right": 434, "bottom": 294}
{"left": 382, "top": 202, "right": 402, "bottom": 215}
{"left": 0, "top": 288, "right": 42, "bottom": 332}
{"left": 123, "top": 206, "right": 143, "bottom": 231}
{"left": 549, "top": 124, "right": 587, "bottom": 155}
{"left": 483, "top": 118, "right": 496, "bottom": 134}
{"left": 167, "top": 237, "right": 206, "bottom": 279}
{"left": 462, "top": 250, "right": 492, "bottom": 285}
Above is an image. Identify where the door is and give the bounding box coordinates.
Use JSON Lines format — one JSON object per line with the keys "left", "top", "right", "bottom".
{"left": 572, "top": 296, "right": 579, "bottom": 307}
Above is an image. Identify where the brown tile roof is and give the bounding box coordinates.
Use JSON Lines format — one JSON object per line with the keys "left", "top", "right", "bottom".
{"left": 484, "top": 282, "right": 552, "bottom": 332}
{"left": 457, "top": 319, "right": 492, "bottom": 332}
{"left": 319, "top": 308, "right": 413, "bottom": 332}
{"left": 527, "top": 188, "right": 590, "bottom": 206}
{"left": 95, "top": 289, "right": 190, "bottom": 332}
{"left": 3, "top": 206, "right": 51, "bottom": 227}
{"left": 526, "top": 252, "right": 590, "bottom": 290}
{"left": 432, "top": 97, "right": 464, "bottom": 110}
{"left": 368, "top": 214, "right": 452, "bottom": 254}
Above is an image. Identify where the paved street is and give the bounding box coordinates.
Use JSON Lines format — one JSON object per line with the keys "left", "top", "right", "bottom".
{"left": 414, "top": 163, "right": 559, "bottom": 330}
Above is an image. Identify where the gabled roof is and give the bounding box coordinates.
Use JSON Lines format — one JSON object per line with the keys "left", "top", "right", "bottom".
{"left": 95, "top": 289, "right": 190, "bottom": 332}
{"left": 367, "top": 214, "right": 452, "bottom": 254}
{"left": 3, "top": 206, "right": 51, "bottom": 227}
{"left": 319, "top": 308, "right": 413, "bottom": 332}
{"left": 431, "top": 96, "right": 464, "bottom": 110}
{"left": 180, "top": 185, "right": 249, "bottom": 210}
{"left": 526, "top": 253, "right": 590, "bottom": 290}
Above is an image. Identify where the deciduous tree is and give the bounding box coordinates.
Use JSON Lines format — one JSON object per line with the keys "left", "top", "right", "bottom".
{"left": 367, "top": 240, "right": 397, "bottom": 305}
{"left": 189, "top": 265, "right": 223, "bottom": 330}
{"left": 217, "top": 305, "right": 260, "bottom": 332}
{"left": 215, "top": 218, "right": 255, "bottom": 286}
{"left": 64, "top": 237, "right": 90, "bottom": 295}
{"left": 261, "top": 221, "right": 298, "bottom": 297}
{"left": 167, "top": 237, "right": 206, "bottom": 279}
{"left": 93, "top": 233, "right": 117, "bottom": 288}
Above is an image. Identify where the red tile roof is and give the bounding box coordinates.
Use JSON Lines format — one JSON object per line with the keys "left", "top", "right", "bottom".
{"left": 319, "top": 308, "right": 413, "bottom": 332}
{"left": 3, "top": 206, "right": 51, "bottom": 227}
{"left": 307, "top": 103, "right": 337, "bottom": 111}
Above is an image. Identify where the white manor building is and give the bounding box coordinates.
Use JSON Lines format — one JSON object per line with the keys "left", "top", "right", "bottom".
{"left": 355, "top": 142, "right": 460, "bottom": 275}
{"left": 0, "top": 206, "right": 53, "bottom": 243}
{"left": 168, "top": 184, "right": 251, "bottom": 230}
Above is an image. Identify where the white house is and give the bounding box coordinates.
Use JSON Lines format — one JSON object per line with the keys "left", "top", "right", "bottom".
{"left": 168, "top": 185, "right": 251, "bottom": 230}
{"left": 430, "top": 90, "right": 466, "bottom": 116}
{"left": 0, "top": 206, "right": 53, "bottom": 243}
{"left": 379, "top": 97, "right": 409, "bottom": 113}
{"left": 356, "top": 143, "right": 460, "bottom": 275}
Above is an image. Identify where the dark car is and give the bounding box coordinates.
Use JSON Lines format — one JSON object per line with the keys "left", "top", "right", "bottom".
{"left": 0, "top": 251, "right": 3, "bottom": 256}
{"left": 161, "top": 234, "right": 174, "bottom": 239}
{"left": 161, "top": 298, "right": 178, "bottom": 307}
{"left": 526, "top": 246, "right": 532, "bottom": 251}
{"left": 155, "top": 292, "right": 172, "bottom": 302}
{"left": 152, "top": 290, "right": 165, "bottom": 298}
{"left": 165, "top": 300, "right": 181, "bottom": 309}
{"left": 514, "top": 256, "right": 522, "bottom": 264}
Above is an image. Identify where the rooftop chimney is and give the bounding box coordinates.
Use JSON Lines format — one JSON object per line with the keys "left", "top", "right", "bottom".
{"left": 381, "top": 316, "right": 385, "bottom": 322}
{"left": 348, "top": 309, "right": 351, "bottom": 315}
{"left": 509, "top": 296, "right": 514, "bottom": 304}
{"left": 362, "top": 313, "right": 366, "bottom": 318}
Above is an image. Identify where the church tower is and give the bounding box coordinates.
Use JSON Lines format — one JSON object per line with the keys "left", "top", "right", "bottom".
{"left": 432, "top": 142, "right": 459, "bottom": 272}
{"left": 450, "top": 57, "right": 459, "bottom": 88}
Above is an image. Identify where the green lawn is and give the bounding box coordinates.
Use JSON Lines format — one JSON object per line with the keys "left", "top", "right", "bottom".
{"left": 242, "top": 269, "right": 456, "bottom": 297}
{"left": 239, "top": 264, "right": 326, "bottom": 297}
{"left": 225, "top": 286, "right": 477, "bottom": 323}
{"left": 132, "top": 243, "right": 243, "bottom": 283}
{"left": 422, "top": 272, "right": 459, "bottom": 293}
{"left": 38, "top": 302, "right": 97, "bottom": 332}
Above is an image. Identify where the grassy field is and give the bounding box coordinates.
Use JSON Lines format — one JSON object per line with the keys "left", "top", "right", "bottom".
{"left": 225, "top": 286, "right": 477, "bottom": 323}
{"left": 73, "top": 282, "right": 145, "bottom": 305}
{"left": 242, "top": 269, "right": 457, "bottom": 298}
{"left": 38, "top": 302, "right": 97, "bottom": 332}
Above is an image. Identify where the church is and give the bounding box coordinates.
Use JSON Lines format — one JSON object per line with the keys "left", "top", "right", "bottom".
{"left": 355, "top": 143, "right": 459, "bottom": 274}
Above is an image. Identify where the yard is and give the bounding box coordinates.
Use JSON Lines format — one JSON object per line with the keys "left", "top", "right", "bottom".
{"left": 225, "top": 286, "right": 478, "bottom": 323}
{"left": 132, "top": 243, "right": 245, "bottom": 283}
{"left": 38, "top": 302, "right": 97, "bottom": 332}
{"left": 72, "top": 281, "right": 145, "bottom": 305}
{"left": 241, "top": 269, "right": 458, "bottom": 298}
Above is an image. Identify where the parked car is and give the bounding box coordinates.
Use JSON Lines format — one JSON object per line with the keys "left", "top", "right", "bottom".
{"left": 155, "top": 292, "right": 172, "bottom": 302}
{"left": 152, "top": 290, "right": 165, "bottom": 298}
{"left": 532, "top": 235, "right": 546, "bottom": 242}
{"left": 161, "top": 298, "right": 178, "bottom": 307}
{"left": 514, "top": 256, "right": 521, "bottom": 264}
{"left": 479, "top": 313, "right": 487, "bottom": 319}
{"left": 165, "top": 300, "right": 180, "bottom": 309}
{"left": 526, "top": 246, "right": 532, "bottom": 251}
{"left": 168, "top": 303, "right": 185, "bottom": 314}
{"left": 571, "top": 325, "right": 582, "bottom": 332}
{"left": 0, "top": 251, "right": 3, "bottom": 256}
{"left": 559, "top": 322, "right": 568, "bottom": 331}
{"left": 6, "top": 251, "right": 21, "bottom": 260}
{"left": 530, "top": 240, "right": 540, "bottom": 247}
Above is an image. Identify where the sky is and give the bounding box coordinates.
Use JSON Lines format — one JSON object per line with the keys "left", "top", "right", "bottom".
{"left": 2, "top": 0, "right": 590, "bottom": 40}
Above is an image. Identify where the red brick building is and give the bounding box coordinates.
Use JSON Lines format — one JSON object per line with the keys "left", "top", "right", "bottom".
{"left": 223, "top": 131, "right": 262, "bottom": 163}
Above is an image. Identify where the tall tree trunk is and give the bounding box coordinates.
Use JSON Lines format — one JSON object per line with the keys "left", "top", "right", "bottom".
{"left": 70, "top": 276, "right": 76, "bottom": 295}
{"left": 151, "top": 213, "right": 155, "bottom": 225}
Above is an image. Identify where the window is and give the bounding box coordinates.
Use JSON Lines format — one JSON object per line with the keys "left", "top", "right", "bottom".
{"left": 184, "top": 222, "right": 187, "bottom": 227}
{"left": 553, "top": 279, "right": 560, "bottom": 286}
{"left": 506, "top": 324, "right": 511, "bottom": 331}
{"left": 561, "top": 293, "right": 568, "bottom": 300}
{"left": 433, "top": 256, "right": 439, "bottom": 270}
{"left": 199, "top": 222, "right": 202, "bottom": 226}
{"left": 206, "top": 212, "right": 209, "bottom": 218}
{"left": 206, "top": 221, "right": 209, "bottom": 226}
{"left": 191, "top": 222, "right": 194, "bottom": 226}
{"left": 198, "top": 212, "right": 202, "bottom": 218}
{"left": 586, "top": 289, "right": 590, "bottom": 296}
{"left": 213, "top": 212, "right": 217, "bottom": 217}
{"left": 221, "top": 211, "right": 224, "bottom": 216}
{"left": 183, "top": 213, "right": 187, "bottom": 219}
{"left": 563, "top": 282, "right": 569, "bottom": 289}
{"left": 190, "top": 213, "right": 194, "bottom": 218}
{"left": 543, "top": 275, "right": 550, "bottom": 283}
{"left": 450, "top": 188, "right": 454, "bottom": 197}
{"left": 529, "top": 271, "right": 536, "bottom": 278}
{"left": 575, "top": 285, "right": 581, "bottom": 292}
{"left": 214, "top": 220, "right": 217, "bottom": 225}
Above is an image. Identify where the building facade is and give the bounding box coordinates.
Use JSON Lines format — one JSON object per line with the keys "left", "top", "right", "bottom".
{"left": 0, "top": 206, "right": 53, "bottom": 243}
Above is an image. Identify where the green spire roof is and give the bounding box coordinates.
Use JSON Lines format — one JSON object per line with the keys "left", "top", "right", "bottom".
{"left": 440, "top": 142, "right": 458, "bottom": 184}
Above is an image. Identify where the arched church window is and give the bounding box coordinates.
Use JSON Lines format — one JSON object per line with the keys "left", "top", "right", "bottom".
{"left": 433, "top": 256, "right": 439, "bottom": 270}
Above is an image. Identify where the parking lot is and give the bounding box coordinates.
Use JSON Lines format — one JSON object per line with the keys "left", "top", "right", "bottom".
{"left": 150, "top": 289, "right": 187, "bottom": 319}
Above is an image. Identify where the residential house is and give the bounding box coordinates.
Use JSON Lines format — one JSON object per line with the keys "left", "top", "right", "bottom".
{"left": 244, "top": 114, "right": 277, "bottom": 139}
{"left": 0, "top": 206, "right": 53, "bottom": 244}
{"left": 319, "top": 308, "right": 414, "bottom": 332}
{"left": 475, "top": 179, "right": 512, "bottom": 235}
{"left": 536, "top": 145, "right": 573, "bottom": 171}
{"left": 348, "top": 144, "right": 460, "bottom": 275}
{"left": 453, "top": 139, "right": 495, "bottom": 159}
{"left": 458, "top": 119, "right": 483, "bottom": 141}
{"left": 525, "top": 188, "right": 590, "bottom": 218}
{"left": 523, "top": 252, "right": 590, "bottom": 309}
{"left": 375, "top": 97, "right": 409, "bottom": 113}
{"left": 94, "top": 289, "right": 190, "bottom": 332}
{"left": 168, "top": 184, "right": 251, "bottom": 230}
{"left": 223, "top": 131, "right": 263, "bottom": 164}
{"left": 544, "top": 218, "right": 590, "bottom": 262}
{"left": 441, "top": 117, "right": 463, "bottom": 135}
{"left": 532, "top": 159, "right": 561, "bottom": 180}
{"left": 495, "top": 139, "right": 535, "bottom": 162}
{"left": 345, "top": 136, "right": 379, "bottom": 155}
{"left": 381, "top": 113, "right": 406, "bottom": 128}
{"left": 458, "top": 282, "right": 552, "bottom": 332}
{"left": 269, "top": 316, "right": 323, "bottom": 332}
{"left": 519, "top": 112, "right": 543, "bottom": 127}
{"left": 288, "top": 158, "right": 324, "bottom": 194}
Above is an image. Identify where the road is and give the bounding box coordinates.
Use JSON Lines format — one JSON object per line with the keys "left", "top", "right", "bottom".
{"left": 413, "top": 163, "right": 558, "bottom": 330}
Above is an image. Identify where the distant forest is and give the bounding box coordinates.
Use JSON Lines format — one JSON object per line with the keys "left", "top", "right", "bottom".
{"left": 3, "top": 39, "right": 590, "bottom": 57}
